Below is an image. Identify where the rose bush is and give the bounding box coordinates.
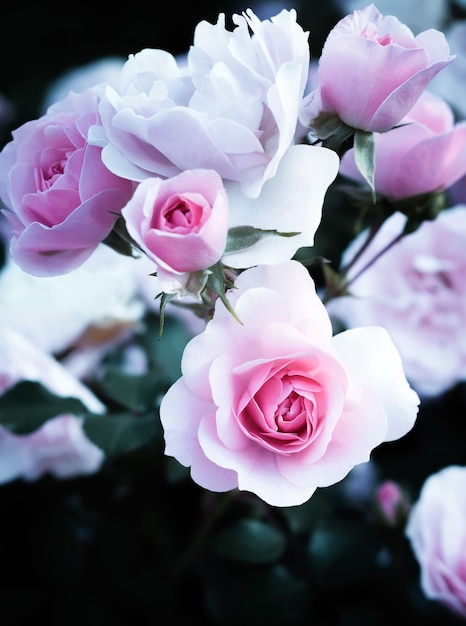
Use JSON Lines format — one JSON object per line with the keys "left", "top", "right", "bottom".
{"left": 94, "top": 8, "right": 312, "bottom": 199}
{"left": 0, "top": 328, "right": 105, "bottom": 482}
{"left": 0, "top": 88, "right": 133, "bottom": 277}
{"left": 326, "top": 207, "right": 466, "bottom": 397}
{"left": 305, "top": 3, "right": 453, "bottom": 133}
{"left": 160, "top": 260, "right": 419, "bottom": 507}
{"left": 405, "top": 465, "right": 466, "bottom": 619}
{"left": 339, "top": 90, "right": 466, "bottom": 199}
{"left": 121, "top": 169, "right": 229, "bottom": 280}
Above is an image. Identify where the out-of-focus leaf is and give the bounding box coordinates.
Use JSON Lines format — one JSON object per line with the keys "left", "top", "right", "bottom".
{"left": 308, "top": 516, "right": 381, "bottom": 587}
{"left": 211, "top": 518, "right": 286, "bottom": 564}
{"left": 82, "top": 411, "right": 158, "bottom": 457}
{"left": 205, "top": 562, "right": 311, "bottom": 625}
{"left": 98, "top": 369, "right": 160, "bottom": 413}
{"left": 0, "top": 381, "right": 88, "bottom": 434}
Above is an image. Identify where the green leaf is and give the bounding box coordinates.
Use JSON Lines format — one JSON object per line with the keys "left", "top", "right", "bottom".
{"left": 82, "top": 411, "right": 158, "bottom": 457}
{"left": 211, "top": 518, "right": 286, "bottom": 564}
{"left": 354, "top": 130, "right": 376, "bottom": 204}
{"left": 224, "top": 226, "right": 300, "bottom": 255}
{"left": 99, "top": 368, "right": 161, "bottom": 413}
{"left": 102, "top": 215, "right": 144, "bottom": 257}
{"left": 0, "top": 381, "right": 89, "bottom": 434}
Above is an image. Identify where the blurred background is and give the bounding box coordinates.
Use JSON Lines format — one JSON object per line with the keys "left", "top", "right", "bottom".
{"left": 2, "top": 1, "right": 466, "bottom": 625}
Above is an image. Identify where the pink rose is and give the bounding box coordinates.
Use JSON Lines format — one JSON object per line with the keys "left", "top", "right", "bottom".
{"left": 0, "top": 88, "right": 133, "bottom": 277}
{"left": 339, "top": 90, "right": 466, "bottom": 199}
{"left": 121, "top": 169, "right": 229, "bottom": 275}
{"left": 305, "top": 3, "right": 453, "bottom": 133}
{"left": 326, "top": 207, "right": 466, "bottom": 397}
{"left": 0, "top": 328, "right": 105, "bottom": 482}
{"left": 160, "top": 260, "right": 419, "bottom": 507}
{"left": 405, "top": 465, "right": 466, "bottom": 618}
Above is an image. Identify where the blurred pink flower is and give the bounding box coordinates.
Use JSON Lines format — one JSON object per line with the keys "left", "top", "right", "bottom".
{"left": 339, "top": 90, "right": 466, "bottom": 199}
{"left": 374, "top": 479, "right": 410, "bottom": 526}
{"left": 160, "top": 260, "right": 419, "bottom": 507}
{"left": 326, "top": 207, "right": 466, "bottom": 397}
{"left": 405, "top": 465, "right": 466, "bottom": 618}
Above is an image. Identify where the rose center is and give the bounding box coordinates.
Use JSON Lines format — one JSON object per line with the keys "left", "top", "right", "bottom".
{"left": 237, "top": 373, "right": 324, "bottom": 454}
{"left": 164, "top": 202, "right": 193, "bottom": 230}
{"left": 39, "top": 150, "right": 72, "bottom": 191}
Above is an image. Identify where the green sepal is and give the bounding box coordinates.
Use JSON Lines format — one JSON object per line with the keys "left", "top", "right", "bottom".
{"left": 224, "top": 225, "right": 300, "bottom": 255}
{"left": 308, "top": 112, "right": 355, "bottom": 157}
{"left": 353, "top": 130, "right": 376, "bottom": 204}
{"left": 205, "top": 262, "right": 242, "bottom": 325}
{"left": 156, "top": 290, "right": 177, "bottom": 339}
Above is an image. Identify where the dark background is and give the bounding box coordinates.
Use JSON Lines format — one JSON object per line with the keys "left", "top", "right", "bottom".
{"left": 0, "top": 1, "right": 342, "bottom": 147}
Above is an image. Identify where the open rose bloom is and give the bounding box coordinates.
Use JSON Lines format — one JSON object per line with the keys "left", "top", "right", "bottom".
{"left": 160, "top": 260, "right": 419, "bottom": 507}
{"left": 0, "top": 88, "right": 133, "bottom": 277}
{"left": 405, "top": 465, "right": 466, "bottom": 618}
{"left": 91, "top": 8, "right": 339, "bottom": 270}
{"left": 94, "top": 9, "right": 312, "bottom": 198}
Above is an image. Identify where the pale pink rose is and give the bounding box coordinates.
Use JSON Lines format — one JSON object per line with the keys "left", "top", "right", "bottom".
{"left": 339, "top": 90, "right": 466, "bottom": 199}
{"left": 405, "top": 465, "right": 466, "bottom": 618}
{"left": 93, "top": 8, "right": 311, "bottom": 199}
{"left": 121, "top": 169, "right": 229, "bottom": 275}
{"left": 326, "top": 207, "right": 466, "bottom": 397}
{"left": 304, "top": 3, "right": 453, "bottom": 133}
{"left": 160, "top": 260, "right": 419, "bottom": 507}
{"left": 0, "top": 88, "right": 133, "bottom": 277}
{"left": 0, "top": 328, "right": 105, "bottom": 482}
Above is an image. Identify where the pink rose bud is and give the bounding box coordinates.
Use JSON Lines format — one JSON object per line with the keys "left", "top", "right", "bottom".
{"left": 305, "top": 3, "right": 454, "bottom": 133}
{"left": 121, "top": 169, "right": 229, "bottom": 275}
{"left": 374, "top": 480, "right": 410, "bottom": 527}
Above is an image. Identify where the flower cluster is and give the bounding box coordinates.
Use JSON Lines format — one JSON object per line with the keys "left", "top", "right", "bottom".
{"left": 1, "top": 2, "right": 466, "bottom": 622}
